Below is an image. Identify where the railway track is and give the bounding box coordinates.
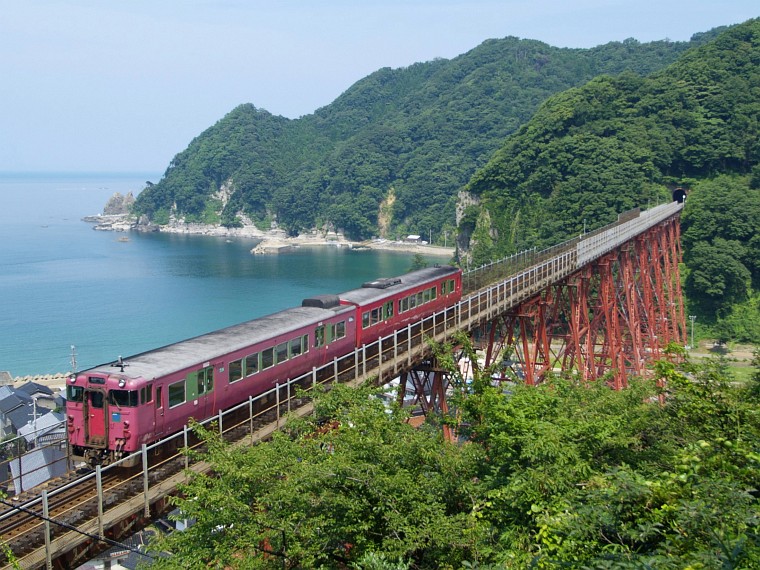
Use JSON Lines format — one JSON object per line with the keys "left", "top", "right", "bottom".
{"left": 0, "top": 401, "right": 292, "bottom": 568}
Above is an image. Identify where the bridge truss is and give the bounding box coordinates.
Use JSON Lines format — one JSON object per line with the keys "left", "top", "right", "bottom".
{"left": 475, "top": 213, "right": 686, "bottom": 389}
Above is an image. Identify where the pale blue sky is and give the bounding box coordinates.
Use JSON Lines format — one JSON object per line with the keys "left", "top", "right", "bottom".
{"left": 1, "top": 1, "right": 757, "bottom": 174}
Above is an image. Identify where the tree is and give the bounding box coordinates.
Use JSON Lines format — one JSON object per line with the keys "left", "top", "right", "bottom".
{"left": 684, "top": 238, "right": 751, "bottom": 316}
{"left": 146, "top": 385, "right": 490, "bottom": 569}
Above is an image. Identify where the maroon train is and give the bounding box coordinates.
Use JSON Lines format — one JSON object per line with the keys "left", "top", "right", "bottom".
{"left": 66, "top": 265, "right": 462, "bottom": 466}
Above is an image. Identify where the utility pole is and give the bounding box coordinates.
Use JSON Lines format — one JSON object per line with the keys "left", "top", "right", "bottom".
{"left": 688, "top": 315, "right": 696, "bottom": 349}
{"left": 32, "top": 396, "right": 38, "bottom": 447}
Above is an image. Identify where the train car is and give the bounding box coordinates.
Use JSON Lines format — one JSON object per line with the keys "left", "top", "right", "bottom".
{"left": 331, "top": 265, "right": 462, "bottom": 346}
{"left": 66, "top": 303, "right": 356, "bottom": 466}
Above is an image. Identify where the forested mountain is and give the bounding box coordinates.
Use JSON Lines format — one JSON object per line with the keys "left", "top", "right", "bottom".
{"left": 461, "top": 19, "right": 759, "bottom": 335}
{"left": 133, "top": 31, "right": 718, "bottom": 240}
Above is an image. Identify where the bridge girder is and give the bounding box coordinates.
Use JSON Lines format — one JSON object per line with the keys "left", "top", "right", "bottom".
{"left": 472, "top": 217, "right": 685, "bottom": 389}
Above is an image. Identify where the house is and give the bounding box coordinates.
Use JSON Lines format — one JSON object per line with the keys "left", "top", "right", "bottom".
{"left": 17, "top": 411, "right": 65, "bottom": 447}
{"left": 405, "top": 234, "right": 422, "bottom": 243}
{"left": 0, "top": 390, "right": 33, "bottom": 439}
{"left": 0, "top": 383, "right": 58, "bottom": 440}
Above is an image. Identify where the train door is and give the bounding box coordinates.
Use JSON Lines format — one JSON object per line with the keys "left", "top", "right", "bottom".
{"left": 155, "top": 385, "right": 165, "bottom": 438}
{"left": 187, "top": 365, "right": 214, "bottom": 419}
{"left": 84, "top": 389, "right": 107, "bottom": 448}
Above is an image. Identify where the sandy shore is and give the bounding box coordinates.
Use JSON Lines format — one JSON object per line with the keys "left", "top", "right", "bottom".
{"left": 85, "top": 214, "right": 455, "bottom": 258}
{"left": 251, "top": 232, "right": 455, "bottom": 258}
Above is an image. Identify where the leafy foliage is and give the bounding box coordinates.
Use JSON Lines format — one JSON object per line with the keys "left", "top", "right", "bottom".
{"left": 144, "top": 339, "right": 760, "bottom": 569}
{"left": 681, "top": 174, "right": 760, "bottom": 324}
{"left": 147, "top": 386, "right": 490, "bottom": 569}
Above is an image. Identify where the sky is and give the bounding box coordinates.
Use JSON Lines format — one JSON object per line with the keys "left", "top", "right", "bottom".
{"left": 1, "top": 1, "right": 757, "bottom": 174}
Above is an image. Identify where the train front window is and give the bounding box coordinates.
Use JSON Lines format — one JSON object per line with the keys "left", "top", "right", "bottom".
{"left": 109, "top": 390, "right": 138, "bottom": 407}
{"left": 90, "top": 391, "right": 104, "bottom": 409}
{"left": 67, "top": 385, "right": 84, "bottom": 402}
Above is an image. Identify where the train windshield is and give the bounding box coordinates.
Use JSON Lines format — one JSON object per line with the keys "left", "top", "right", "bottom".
{"left": 109, "top": 390, "right": 139, "bottom": 407}
{"left": 66, "top": 385, "right": 85, "bottom": 402}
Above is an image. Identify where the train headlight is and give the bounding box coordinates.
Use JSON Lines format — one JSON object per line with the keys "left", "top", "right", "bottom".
{"left": 118, "top": 379, "right": 126, "bottom": 387}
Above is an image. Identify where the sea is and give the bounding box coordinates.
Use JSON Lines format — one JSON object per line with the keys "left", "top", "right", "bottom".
{"left": 0, "top": 172, "right": 447, "bottom": 377}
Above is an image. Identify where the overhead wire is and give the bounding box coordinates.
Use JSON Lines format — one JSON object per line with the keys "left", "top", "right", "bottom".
{"left": 0, "top": 497, "right": 155, "bottom": 561}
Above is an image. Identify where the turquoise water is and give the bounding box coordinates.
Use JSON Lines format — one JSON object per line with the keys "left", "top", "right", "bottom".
{"left": 0, "top": 173, "right": 446, "bottom": 376}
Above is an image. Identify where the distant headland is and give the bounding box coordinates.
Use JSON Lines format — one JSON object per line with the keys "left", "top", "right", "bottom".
{"left": 83, "top": 192, "right": 455, "bottom": 258}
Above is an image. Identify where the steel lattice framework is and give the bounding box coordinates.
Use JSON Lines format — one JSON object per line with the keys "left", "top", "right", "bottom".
{"left": 477, "top": 215, "right": 686, "bottom": 389}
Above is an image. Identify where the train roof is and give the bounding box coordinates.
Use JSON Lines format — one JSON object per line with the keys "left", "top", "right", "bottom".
{"left": 338, "top": 265, "right": 460, "bottom": 306}
{"left": 82, "top": 304, "right": 354, "bottom": 380}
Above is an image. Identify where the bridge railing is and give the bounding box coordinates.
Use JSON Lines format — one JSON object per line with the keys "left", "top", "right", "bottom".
{"left": 578, "top": 202, "right": 682, "bottom": 265}
{"left": 462, "top": 201, "right": 683, "bottom": 294}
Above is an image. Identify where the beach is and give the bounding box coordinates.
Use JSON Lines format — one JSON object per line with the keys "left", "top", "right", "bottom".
{"left": 87, "top": 213, "right": 456, "bottom": 258}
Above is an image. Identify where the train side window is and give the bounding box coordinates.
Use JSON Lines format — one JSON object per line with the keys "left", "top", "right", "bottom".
{"left": 245, "top": 353, "right": 259, "bottom": 376}
{"left": 370, "top": 307, "right": 382, "bottom": 325}
{"left": 230, "top": 359, "right": 243, "bottom": 382}
{"left": 140, "top": 385, "right": 153, "bottom": 404}
{"left": 400, "top": 297, "right": 409, "bottom": 313}
{"left": 315, "top": 326, "right": 326, "bottom": 347}
{"left": 156, "top": 386, "right": 163, "bottom": 409}
{"left": 416, "top": 292, "right": 424, "bottom": 306}
{"left": 261, "top": 347, "right": 275, "bottom": 369}
{"left": 384, "top": 300, "right": 394, "bottom": 319}
{"left": 335, "top": 321, "right": 346, "bottom": 340}
{"left": 67, "top": 385, "right": 84, "bottom": 402}
{"left": 168, "top": 380, "right": 186, "bottom": 408}
{"left": 196, "top": 371, "right": 205, "bottom": 395}
{"left": 290, "top": 336, "right": 303, "bottom": 357}
{"left": 204, "top": 366, "right": 214, "bottom": 393}
{"left": 423, "top": 288, "right": 431, "bottom": 303}
{"left": 193, "top": 367, "right": 214, "bottom": 395}
{"left": 276, "top": 342, "right": 289, "bottom": 364}
{"left": 409, "top": 295, "right": 416, "bottom": 309}
{"left": 361, "top": 311, "right": 370, "bottom": 329}
{"left": 429, "top": 286, "right": 437, "bottom": 300}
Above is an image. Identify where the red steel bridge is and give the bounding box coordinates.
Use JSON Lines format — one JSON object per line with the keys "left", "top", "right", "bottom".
{"left": 0, "top": 201, "right": 684, "bottom": 569}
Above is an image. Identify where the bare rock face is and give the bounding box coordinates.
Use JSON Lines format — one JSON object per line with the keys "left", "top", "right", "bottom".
{"left": 103, "top": 192, "right": 135, "bottom": 215}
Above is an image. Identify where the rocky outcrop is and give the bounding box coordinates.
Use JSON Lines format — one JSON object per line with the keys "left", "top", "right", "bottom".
{"left": 103, "top": 192, "right": 135, "bottom": 215}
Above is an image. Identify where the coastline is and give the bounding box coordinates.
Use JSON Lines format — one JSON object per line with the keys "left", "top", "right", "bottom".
{"left": 84, "top": 214, "right": 456, "bottom": 258}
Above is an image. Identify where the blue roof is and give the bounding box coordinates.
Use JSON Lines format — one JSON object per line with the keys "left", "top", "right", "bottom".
{"left": 0, "top": 392, "right": 31, "bottom": 414}
{"left": 17, "top": 382, "right": 54, "bottom": 397}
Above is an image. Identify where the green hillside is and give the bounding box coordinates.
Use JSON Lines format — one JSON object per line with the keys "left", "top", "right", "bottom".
{"left": 134, "top": 32, "right": 715, "bottom": 240}
{"left": 461, "top": 19, "right": 759, "bottom": 334}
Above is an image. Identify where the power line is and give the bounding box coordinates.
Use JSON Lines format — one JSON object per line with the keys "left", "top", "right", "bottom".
{"left": 0, "top": 497, "right": 155, "bottom": 562}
